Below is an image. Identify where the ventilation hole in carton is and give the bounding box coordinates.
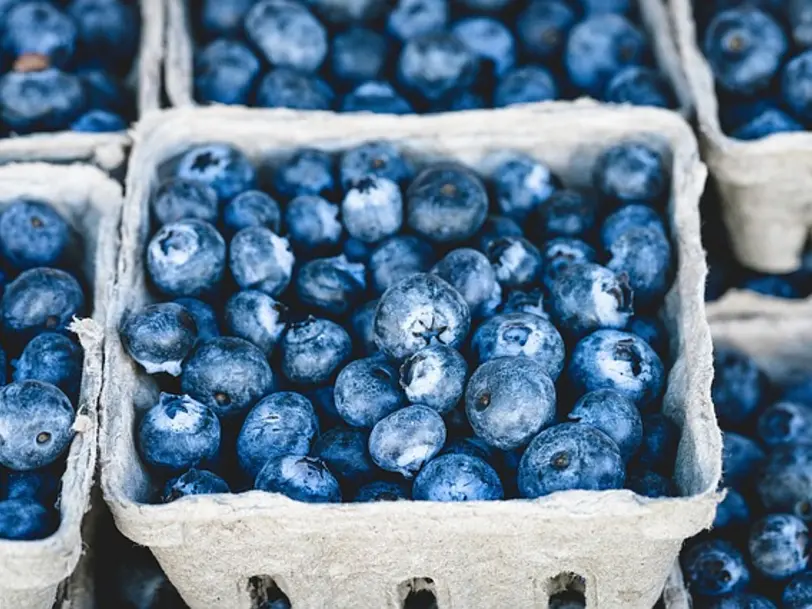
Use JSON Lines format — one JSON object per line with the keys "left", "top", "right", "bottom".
{"left": 547, "top": 572, "right": 586, "bottom": 608}
{"left": 398, "top": 577, "right": 438, "bottom": 609}
{"left": 247, "top": 575, "right": 291, "bottom": 609}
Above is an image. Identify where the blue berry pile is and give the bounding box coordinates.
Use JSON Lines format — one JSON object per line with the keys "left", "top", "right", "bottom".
{"left": 121, "top": 137, "right": 681, "bottom": 505}
{"left": 0, "top": 199, "right": 88, "bottom": 540}
{"left": 0, "top": 0, "right": 139, "bottom": 137}
{"left": 681, "top": 345, "right": 811, "bottom": 608}
{"left": 191, "top": 0, "right": 676, "bottom": 113}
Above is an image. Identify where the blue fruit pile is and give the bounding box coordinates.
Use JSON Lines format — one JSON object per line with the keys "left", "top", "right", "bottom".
{"left": 698, "top": 2, "right": 812, "bottom": 141}
{"left": 192, "top": 0, "right": 676, "bottom": 113}
{"left": 0, "top": 200, "right": 88, "bottom": 540}
{"left": 121, "top": 137, "right": 681, "bottom": 505}
{"left": 0, "top": 0, "right": 139, "bottom": 136}
{"left": 681, "top": 346, "right": 811, "bottom": 608}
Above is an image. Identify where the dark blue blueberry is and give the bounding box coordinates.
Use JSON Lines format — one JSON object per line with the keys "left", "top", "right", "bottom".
{"left": 784, "top": 378, "right": 812, "bottom": 405}
{"left": 713, "top": 487, "right": 750, "bottom": 530}
{"left": 161, "top": 468, "right": 230, "bottom": 503}
{"left": 198, "top": 0, "right": 254, "bottom": 38}
{"left": 295, "top": 254, "right": 367, "bottom": 317}
{"left": 147, "top": 220, "right": 226, "bottom": 298}
{"left": 603, "top": 66, "right": 674, "bottom": 108}
{"left": 485, "top": 236, "right": 542, "bottom": 290}
{"left": 431, "top": 248, "right": 499, "bottom": 316}
{"left": 540, "top": 238, "right": 597, "bottom": 290}
{"left": 682, "top": 539, "right": 751, "bottom": 597}
{"left": 341, "top": 81, "right": 414, "bottom": 114}
{"left": 305, "top": 384, "right": 341, "bottom": 429}
{"left": 625, "top": 470, "right": 677, "bottom": 497}
{"left": 792, "top": 0, "right": 812, "bottom": 47}
{"left": 387, "top": 0, "right": 448, "bottom": 41}
{"left": 0, "top": 380, "right": 74, "bottom": 471}
{"left": 77, "top": 68, "right": 128, "bottom": 114}
{"left": 311, "top": 427, "right": 375, "bottom": 491}
{"left": 307, "top": 0, "right": 385, "bottom": 24}
{"left": 0, "top": 68, "right": 86, "bottom": 134}
{"left": 783, "top": 50, "right": 812, "bottom": 125}
{"left": 628, "top": 315, "right": 668, "bottom": 357}
{"left": 369, "top": 404, "right": 446, "bottom": 478}
{"left": 578, "top": 0, "right": 632, "bottom": 13}
{"left": 742, "top": 273, "right": 801, "bottom": 298}
{"left": 119, "top": 303, "right": 197, "bottom": 376}
{"left": 749, "top": 514, "right": 808, "bottom": 580}
{"left": 181, "top": 336, "right": 275, "bottom": 418}
{"left": 331, "top": 27, "right": 388, "bottom": 85}
{"left": 137, "top": 393, "right": 220, "bottom": 474}
{"left": 593, "top": 141, "right": 668, "bottom": 208}
{"left": 237, "top": 391, "right": 318, "bottom": 479}
{"left": 783, "top": 571, "right": 812, "bottom": 609}
{"left": 255, "top": 69, "right": 334, "bottom": 111}
{"left": 518, "top": 422, "right": 625, "bottom": 498}
{"left": 225, "top": 290, "right": 286, "bottom": 356}
{"left": 565, "top": 14, "right": 647, "bottom": 97}
{"left": 0, "top": 199, "right": 72, "bottom": 270}
{"left": 730, "top": 107, "right": 801, "bottom": 142}
{"left": 280, "top": 316, "right": 352, "bottom": 385}
{"left": 600, "top": 204, "right": 667, "bottom": 250}
{"left": 273, "top": 148, "right": 334, "bottom": 200}
{"left": 13, "top": 333, "right": 82, "bottom": 402}
{"left": 1, "top": 267, "right": 85, "bottom": 338}
{"left": 151, "top": 179, "right": 219, "bottom": 226}
{"left": 456, "top": 0, "right": 511, "bottom": 9}
{"left": 374, "top": 273, "right": 471, "bottom": 361}
{"left": 757, "top": 442, "right": 812, "bottom": 518}
{"left": 498, "top": 288, "right": 548, "bottom": 320}
{"left": 444, "top": 90, "right": 485, "bottom": 111}
{"left": 413, "top": 453, "right": 503, "bottom": 501}
{"left": 494, "top": 66, "right": 559, "bottom": 108}
{"left": 475, "top": 215, "right": 523, "bottom": 253}
{"left": 607, "top": 226, "right": 673, "bottom": 309}
{"left": 712, "top": 346, "right": 770, "bottom": 429}
{"left": 229, "top": 227, "right": 293, "bottom": 297}
{"left": 704, "top": 8, "right": 787, "bottom": 95}
{"left": 2, "top": 2, "right": 76, "bottom": 68}
{"left": 254, "top": 454, "right": 341, "bottom": 503}
{"left": 350, "top": 298, "right": 379, "bottom": 356}
{"left": 334, "top": 356, "right": 406, "bottom": 428}
{"left": 68, "top": 0, "right": 139, "bottom": 72}
{"left": 245, "top": 0, "right": 327, "bottom": 73}
{"left": 533, "top": 189, "right": 597, "bottom": 242}
{"left": 224, "top": 190, "right": 281, "bottom": 235}
{"left": 466, "top": 357, "right": 556, "bottom": 451}
{"left": 370, "top": 235, "right": 435, "bottom": 295}
{"left": 635, "top": 412, "right": 679, "bottom": 476}
{"left": 174, "top": 298, "right": 218, "bottom": 342}
{"left": 397, "top": 32, "right": 479, "bottom": 104}
{"left": 5, "top": 466, "right": 61, "bottom": 505}
{"left": 568, "top": 389, "right": 642, "bottom": 462}
{"left": 0, "top": 498, "right": 53, "bottom": 540}
{"left": 569, "top": 330, "right": 665, "bottom": 409}
{"left": 341, "top": 176, "right": 403, "bottom": 244}
{"left": 700, "top": 595, "right": 777, "bottom": 609}
{"left": 399, "top": 344, "right": 467, "bottom": 414}
{"left": 70, "top": 109, "right": 126, "bottom": 133}
{"left": 285, "top": 195, "right": 342, "bottom": 254}
{"left": 758, "top": 401, "right": 812, "bottom": 447}
{"left": 175, "top": 144, "right": 256, "bottom": 204}
{"left": 353, "top": 479, "right": 410, "bottom": 502}
{"left": 194, "top": 39, "right": 261, "bottom": 106}
{"left": 723, "top": 431, "right": 766, "bottom": 491}
{"left": 517, "top": 0, "right": 576, "bottom": 61}
{"left": 492, "top": 153, "right": 558, "bottom": 221}
{"left": 452, "top": 17, "right": 516, "bottom": 77}
{"left": 339, "top": 141, "right": 413, "bottom": 190}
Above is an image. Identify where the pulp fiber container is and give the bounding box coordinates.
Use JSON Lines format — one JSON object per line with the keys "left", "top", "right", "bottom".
{"left": 164, "top": 0, "right": 692, "bottom": 116}
{"left": 100, "top": 103, "right": 721, "bottom": 609}
{"left": 0, "top": 163, "right": 122, "bottom": 609}
{"left": 669, "top": 0, "right": 812, "bottom": 274}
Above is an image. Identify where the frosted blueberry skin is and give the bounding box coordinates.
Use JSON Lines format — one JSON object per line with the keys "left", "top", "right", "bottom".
{"left": 0, "top": 380, "right": 75, "bottom": 471}
{"left": 224, "top": 190, "right": 282, "bottom": 235}
{"left": 606, "top": 226, "right": 673, "bottom": 309}
{"left": 712, "top": 488, "right": 750, "bottom": 531}
{"left": 0, "top": 68, "right": 87, "bottom": 135}
{"left": 194, "top": 39, "right": 261, "bottom": 106}
{"left": 498, "top": 288, "right": 548, "bottom": 320}
{"left": 334, "top": 356, "right": 406, "bottom": 428}
{"left": 682, "top": 539, "right": 751, "bottom": 597}
{"left": 2, "top": 2, "right": 75, "bottom": 67}
{"left": 330, "top": 27, "right": 389, "bottom": 85}
{"left": 245, "top": 0, "right": 327, "bottom": 73}
{"left": 634, "top": 412, "right": 679, "bottom": 476}
{"left": 295, "top": 255, "right": 367, "bottom": 317}
{"left": 312, "top": 427, "right": 376, "bottom": 491}
{"left": 783, "top": 51, "right": 812, "bottom": 124}
{"left": 399, "top": 345, "right": 467, "bottom": 415}
{"left": 475, "top": 215, "right": 524, "bottom": 253}
{"left": 369, "top": 404, "right": 447, "bottom": 478}
{"left": 374, "top": 273, "right": 471, "bottom": 361}
{"left": 1, "top": 267, "right": 85, "bottom": 338}
{"left": 398, "top": 31, "right": 478, "bottom": 106}
{"left": 748, "top": 514, "right": 809, "bottom": 580}
{"left": 758, "top": 401, "right": 812, "bottom": 447}
{"left": 161, "top": 469, "right": 230, "bottom": 503}
{"left": 339, "top": 141, "right": 414, "bottom": 190}
{"left": 341, "top": 176, "right": 403, "bottom": 244}
{"left": 237, "top": 392, "right": 319, "bottom": 479}
{"left": 485, "top": 236, "right": 543, "bottom": 290}
{"left": 466, "top": 357, "right": 556, "bottom": 451}
{"left": 341, "top": 81, "right": 413, "bottom": 114}
{"left": 492, "top": 153, "right": 558, "bottom": 221}
{"left": 229, "top": 227, "right": 293, "bottom": 297}
{"left": 567, "top": 389, "right": 642, "bottom": 462}
{"left": 431, "top": 248, "right": 499, "bottom": 316}
{"left": 181, "top": 336, "right": 275, "bottom": 418}
{"left": 119, "top": 303, "right": 198, "bottom": 377}
{"left": 370, "top": 235, "right": 435, "bottom": 296}
{"left": 452, "top": 16, "right": 516, "bottom": 77}
{"left": 517, "top": 0, "right": 576, "bottom": 61}
{"left": 712, "top": 346, "right": 771, "bottom": 430}
{"left": 723, "top": 431, "right": 766, "bottom": 492}
{"left": 353, "top": 479, "right": 410, "bottom": 502}
{"left": 0, "top": 498, "right": 54, "bottom": 540}
{"left": 625, "top": 470, "right": 677, "bottom": 498}
{"left": 255, "top": 455, "right": 342, "bottom": 503}
{"left": 285, "top": 195, "right": 343, "bottom": 254}
{"left": 350, "top": 299, "right": 380, "bottom": 356}
{"left": 150, "top": 179, "right": 219, "bottom": 226}
{"left": 387, "top": 0, "right": 448, "bottom": 42}
{"left": 175, "top": 143, "right": 256, "bottom": 203}
{"left": 147, "top": 220, "right": 226, "bottom": 298}
{"left": 0, "top": 199, "right": 73, "bottom": 270}
{"left": 255, "top": 68, "right": 335, "bottom": 111}
{"left": 173, "top": 298, "right": 219, "bottom": 342}
{"left": 593, "top": 140, "right": 668, "bottom": 208}
{"left": 279, "top": 316, "right": 352, "bottom": 386}
{"left": 600, "top": 204, "right": 667, "bottom": 251}
{"left": 224, "top": 290, "right": 286, "bottom": 357}
{"left": 13, "top": 332, "right": 83, "bottom": 401}
{"left": 603, "top": 66, "right": 675, "bottom": 109}
{"left": 494, "top": 65, "right": 559, "bottom": 108}
{"left": 532, "top": 189, "right": 598, "bottom": 242}
{"left": 784, "top": 571, "right": 812, "bottom": 609}
{"left": 539, "top": 238, "right": 598, "bottom": 291}
{"left": 757, "top": 442, "right": 812, "bottom": 519}
{"left": 273, "top": 148, "right": 335, "bottom": 200}
{"left": 413, "top": 453, "right": 504, "bottom": 502}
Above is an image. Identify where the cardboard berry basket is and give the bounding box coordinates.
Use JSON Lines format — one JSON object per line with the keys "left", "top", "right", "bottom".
{"left": 100, "top": 102, "right": 720, "bottom": 609}
{"left": 0, "top": 163, "right": 122, "bottom": 609}
{"left": 0, "top": 0, "right": 165, "bottom": 174}
{"left": 164, "top": 0, "right": 692, "bottom": 117}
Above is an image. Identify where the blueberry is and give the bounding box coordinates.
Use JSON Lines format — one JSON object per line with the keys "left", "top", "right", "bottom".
{"left": 431, "top": 248, "right": 498, "bottom": 316}
{"left": 757, "top": 442, "right": 812, "bottom": 518}
{"left": 387, "top": 0, "right": 448, "bottom": 41}
{"left": 603, "top": 66, "right": 675, "bottom": 108}
{"left": 331, "top": 27, "right": 388, "bottom": 85}
{"left": 607, "top": 226, "right": 673, "bottom": 309}
{"left": 255, "top": 68, "right": 334, "bottom": 111}
{"left": 280, "top": 316, "right": 352, "bottom": 385}
{"left": 565, "top": 14, "right": 647, "bottom": 97}
{"left": 285, "top": 195, "right": 342, "bottom": 254}
{"left": 731, "top": 109, "right": 803, "bottom": 143}
{"left": 784, "top": 571, "right": 812, "bottom": 608}
{"left": 593, "top": 140, "right": 668, "bottom": 207}
{"left": 452, "top": 17, "right": 516, "bottom": 78}
{"left": 494, "top": 66, "right": 559, "bottom": 107}
{"left": 339, "top": 141, "right": 414, "bottom": 190}
{"left": 151, "top": 179, "right": 219, "bottom": 226}
{"left": 397, "top": 33, "right": 479, "bottom": 104}
{"left": 749, "top": 514, "right": 809, "bottom": 580}
{"left": 568, "top": 389, "right": 642, "bottom": 462}
{"left": 147, "top": 220, "right": 226, "bottom": 298}
{"left": 353, "top": 479, "right": 410, "bottom": 502}
{"left": 444, "top": 90, "right": 486, "bottom": 111}
{"left": 306, "top": 0, "right": 384, "bottom": 24}
{"left": 119, "top": 303, "right": 197, "bottom": 376}
{"left": 181, "top": 336, "right": 275, "bottom": 418}
{"left": 569, "top": 330, "right": 665, "bottom": 409}
{"left": 518, "top": 422, "right": 625, "bottom": 498}
{"left": 600, "top": 204, "right": 667, "bottom": 250}
{"left": 485, "top": 236, "right": 542, "bottom": 290}
{"left": 224, "top": 190, "right": 282, "bottom": 235}
{"left": 70, "top": 109, "right": 126, "bottom": 132}
{"left": 13, "top": 333, "right": 82, "bottom": 402}
{"left": 273, "top": 148, "right": 335, "bottom": 200}
{"left": 198, "top": 0, "right": 254, "bottom": 38}
{"left": 369, "top": 404, "right": 446, "bottom": 478}
{"left": 194, "top": 39, "right": 261, "bottom": 106}
{"left": 704, "top": 8, "right": 787, "bottom": 95}
{"left": 792, "top": 0, "right": 812, "bottom": 48}
{"left": 254, "top": 454, "right": 341, "bottom": 503}
{"left": 237, "top": 392, "right": 318, "bottom": 479}
{"left": 413, "top": 453, "right": 503, "bottom": 501}
{"left": 5, "top": 466, "right": 61, "bottom": 505}
{"left": 498, "top": 288, "right": 548, "bottom": 320}
{"left": 1, "top": 267, "right": 85, "bottom": 338}
{"left": 342, "top": 176, "right": 403, "bottom": 244}
{"left": 540, "top": 238, "right": 597, "bottom": 290}
{"left": 68, "top": 0, "right": 140, "bottom": 72}
{"left": 370, "top": 235, "right": 435, "bottom": 296}
{"left": 713, "top": 487, "right": 750, "bottom": 530}
{"left": 626, "top": 470, "right": 677, "bottom": 497}
{"left": 0, "top": 68, "right": 86, "bottom": 134}
{"left": 533, "top": 189, "right": 598, "bottom": 242}
{"left": 399, "top": 345, "right": 467, "bottom": 414}
{"left": 0, "top": 498, "right": 53, "bottom": 540}
{"left": 407, "top": 164, "right": 488, "bottom": 244}
{"left": 475, "top": 215, "right": 524, "bottom": 252}
{"left": 173, "top": 298, "right": 219, "bottom": 342}
{"left": 77, "top": 68, "right": 128, "bottom": 114}
{"left": 759, "top": 402, "right": 812, "bottom": 447}
{"left": 783, "top": 50, "right": 812, "bottom": 125}
{"left": 311, "top": 427, "right": 375, "bottom": 491}
{"left": 492, "top": 153, "right": 558, "bottom": 221}
{"left": 334, "top": 356, "right": 406, "bottom": 428}
{"left": 350, "top": 299, "right": 379, "bottom": 356}
{"left": 161, "top": 469, "right": 230, "bottom": 503}
{"left": 137, "top": 393, "right": 220, "bottom": 474}
{"left": 229, "top": 227, "right": 293, "bottom": 297}
{"left": 579, "top": 0, "right": 632, "bottom": 13}
{"left": 2, "top": 2, "right": 77, "bottom": 68}
{"left": 682, "top": 539, "right": 751, "bottom": 597}
{"left": 628, "top": 315, "right": 668, "bottom": 357}
{"left": 0, "top": 199, "right": 72, "bottom": 270}
{"left": 341, "top": 81, "right": 414, "bottom": 114}
{"left": 742, "top": 273, "right": 802, "bottom": 299}
{"left": 176, "top": 144, "right": 256, "bottom": 204}
{"left": 245, "top": 0, "right": 327, "bottom": 73}
{"left": 635, "top": 412, "right": 679, "bottom": 476}
{"left": 517, "top": 0, "right": 576, "bottom": 61}
{"left": 295, "top": 254, "right": 367, "bottom": 317}
{"left": 374, "top": 273, "right": 471, "bottom": 361}
{"left": 305, "top": 384, "right": 341, "bottom": 428}
{"left": 712, "top": 346, "right": 770, "bottom": 429}
{"left": 225, "top": 291, "right": 286, "bottom": 356}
